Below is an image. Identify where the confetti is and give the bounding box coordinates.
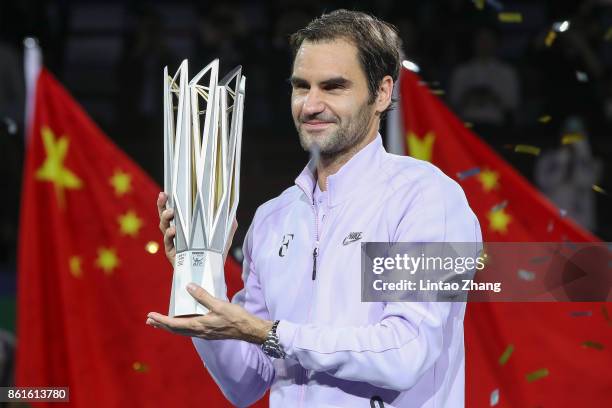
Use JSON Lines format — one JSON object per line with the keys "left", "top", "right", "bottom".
{"left": 491, "top": 200, "right": 508, "bottom": 212}
{"left": 517, "top": 269, "right": 535, "bottom": 281}
{"left": 514, "top": 144, "right": 541, "bottom": 156}
{"left": 581, "top": 341, "right": 604, "bottom": 350}
{"left": 546, "top": 220, "right": 554, "bottom": 232}
{"left": 538, "top": 115, "right": 552, "bottom": 123}
{"left": 464, "top": 122, "right": 474, "bottom": 128}
{"left": 145, "top": 241, "right": 159, "bottom": 254}
{"left": 457, "top": 167, "right": 481, "bottom": 180}
{"left": 576, "top": 71, "right": 589, "bottom": 82}
{"left": 605, "top": 27, "right": 612, "bottom": 41}
{"left": 544, "top": 31, "right": 557, "bottom": 47}
{"left": 2, "top": 117, "right": 17, "bottom": 135}
{"left": 561, "top": 132, "right": 585, "bottom": 145}
{"left": 431, "top": 89, "right": 445, "bottom": 95}
{"left": 473, "top": 0, "right": 485, "bottom": 10}
{"left": 553, "top": 21, "right": 570, "bottom": 33}
{"left": 498, "top": 12, "right": 523, "bottom": 23}
{"left": 132, "top": 361, "right": 149, "bottom": 372}
{"left": 499, "top": 344, "right": 514, "bottom": 365}
{"left": 518, "top": 269, "right": 535, "bottom": 281}
{"left": 232, "top": 246, "right": 244, "bottom": 263}
{"left": 570, "top": 310, "right": 592, "bottom": 317}
{"left": 490, "top": 388, "right": 500, "bottom": 406}
{"left": 559, "top": 208, "right": 568, "bottom": 217}
{"left": 592, "top": 185, "right": 607, "bottom": 195}
{"left": 526, "top": 368, "right": 549, "bottom": 382}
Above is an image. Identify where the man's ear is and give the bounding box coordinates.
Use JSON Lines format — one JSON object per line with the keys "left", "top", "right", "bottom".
{"left": 375, "top": 75, "right": 394, "bottom": 114}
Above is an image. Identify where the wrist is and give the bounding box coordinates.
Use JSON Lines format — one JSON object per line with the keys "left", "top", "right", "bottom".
{"left": 243, "top": 317, "right": 273, "bottom": 344}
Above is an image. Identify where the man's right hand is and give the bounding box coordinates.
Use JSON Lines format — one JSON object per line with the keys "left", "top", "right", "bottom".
{"left": 157, "top": 192, "right": 176, "bottom": 266}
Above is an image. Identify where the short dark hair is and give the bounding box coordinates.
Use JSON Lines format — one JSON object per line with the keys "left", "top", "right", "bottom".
{"left": 290, "top": 9, "right": 402, "bottom": 111}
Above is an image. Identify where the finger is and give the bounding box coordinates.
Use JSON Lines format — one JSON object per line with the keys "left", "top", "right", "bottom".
{"left": 164, "top": 226, "right": 176, "bottom": 251}
{"left": 147, "top": 312, "right": 193, "bottom": 332}
{"left": 157, "top": 192, "right": 168, "bottom": 219}
{"left": 187, "top": 283, "right": 222, "bottom": 311}
{"left": 159, "top": 208, "right": 174, "bottom": 233}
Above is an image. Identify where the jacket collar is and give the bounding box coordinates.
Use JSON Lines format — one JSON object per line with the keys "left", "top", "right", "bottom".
{"left": 295, "top": 135, "right": 385, "bottom": 207}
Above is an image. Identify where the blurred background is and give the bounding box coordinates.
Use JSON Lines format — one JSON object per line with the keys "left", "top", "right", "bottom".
{"left": 1, "top": 0, "right": 611, "bottom": 387}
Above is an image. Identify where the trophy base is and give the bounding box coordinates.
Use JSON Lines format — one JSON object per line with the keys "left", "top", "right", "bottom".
{"left": 168, "top": 250, "right": 228, "bottom": 317}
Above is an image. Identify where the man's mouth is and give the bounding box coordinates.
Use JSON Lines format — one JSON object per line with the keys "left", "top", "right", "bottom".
{"left": 302, "top": 120, "right": 335, "bottom": 131}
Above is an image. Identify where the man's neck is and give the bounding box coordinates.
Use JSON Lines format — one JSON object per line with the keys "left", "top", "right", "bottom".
{"left": 316, "top": 130, "right": 378, "bottom": 191}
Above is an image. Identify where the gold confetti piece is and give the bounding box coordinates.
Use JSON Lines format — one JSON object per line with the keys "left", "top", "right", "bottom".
{"left": 132, "top": 361, "right": 149, "bottom": 372}
{"left": 499, "top": 344, "right": 514, "bottom": 365}
{"left": 498, "top": 12, "right": 523, "bottom": 23}
{"left": 538, "top": 114, "right": 552, "bottom": 123}
{"left": 464, "top": 122, "right": 474, "bottom": 128}
{"left": 582, "top": 341, "right": 604, "bottom": 350}
{"left": 526, "top": 368, "right": 549, "bottom": 382}
{"left": 517, "top": 269, "right": 535, "bottom": 281}
{"left": 145, "top": 241, "right": 159, "bottom": 254}
{"left": 490, "top": 388, "right": 500, "bottom": 406}
{"left": 457, "top": 167, "right": 481, "bottom": 180}
{"left": 474, "top": 0, "right": 485, "bottom": 10}
{"left": 561, "top": 132, "right": 585, "bottom": 145}
{"left": 431, "top": 89, "right": 445, "bottom": 95}
{"left": 592, "top": 185, "right": 607, "bottom": 195}
{"left": 514, "top": 144, "right": 541, "bottom": 156}
{"left": 605, "top": 27, "right": 612, "bottom": 41}
{"left": 545, "top": 30, "right": 557, "bottom": 47}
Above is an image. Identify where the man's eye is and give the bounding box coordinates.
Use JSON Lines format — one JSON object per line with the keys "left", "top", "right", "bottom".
{"left": 324, "top": 84, "right": 344, "bottom": 91}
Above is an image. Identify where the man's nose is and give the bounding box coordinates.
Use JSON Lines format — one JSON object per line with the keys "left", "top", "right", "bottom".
{"left": 302, "top": 89, "right": 325, "bottom": 116}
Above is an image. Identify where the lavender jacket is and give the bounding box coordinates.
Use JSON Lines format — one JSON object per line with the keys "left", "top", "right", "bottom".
{"left": 193, "top": 136, "right": 482, "bottom": 407}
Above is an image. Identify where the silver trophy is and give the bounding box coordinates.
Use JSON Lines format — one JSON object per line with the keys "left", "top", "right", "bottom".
{"left": 164, "top": 59, "right": 244, "bottom": 317}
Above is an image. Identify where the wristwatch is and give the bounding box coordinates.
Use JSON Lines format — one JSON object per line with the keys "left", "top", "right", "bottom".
{"left": 261, "top": 320, "right": 286, "bottom": 359}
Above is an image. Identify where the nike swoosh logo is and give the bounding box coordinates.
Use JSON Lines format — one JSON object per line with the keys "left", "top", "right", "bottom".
{"left": 342, "top": 232, "right": 363, "bottom": 245}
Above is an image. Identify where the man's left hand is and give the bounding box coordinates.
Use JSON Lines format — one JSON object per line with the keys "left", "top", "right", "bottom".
{"left": 146, "top": 283, "right": 273, "bottom": 344}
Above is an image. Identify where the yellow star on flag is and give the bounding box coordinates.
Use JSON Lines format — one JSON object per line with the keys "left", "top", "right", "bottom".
{"left": 95, "top": 247, "right": 119, "bottom": 275}
{"left": 118, "top": 210, "right": 143, "bottom": 237}
{"left": 478, "top": 169, "right": 500, "bottom": 192}
{"left": 110, "top": 170, "right": 132, "bottom": 196}
{"left": 69, "top": 255, "right": 82, "bottom": 278}
{"left": 488, "top": 207, "right": 512, "bottom": 233}
{"left": 35, "top": 126, "right": 83, "bottom": 207}
{"left": 407, "top": 131, "right": 435, "bottom": 162}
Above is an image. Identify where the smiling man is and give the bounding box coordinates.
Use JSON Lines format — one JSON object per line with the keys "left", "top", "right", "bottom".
{"left": 149, "top": 9, "right": 481, "bottom": 408}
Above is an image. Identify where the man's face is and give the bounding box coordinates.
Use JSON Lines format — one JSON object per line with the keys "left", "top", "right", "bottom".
{"left": 290, "top": 39, "right": 376, "bottom": 157}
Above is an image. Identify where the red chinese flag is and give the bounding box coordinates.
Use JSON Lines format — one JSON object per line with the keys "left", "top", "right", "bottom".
{"left": 16, "top": 68, "right": 263, "bottom": 407}
{"left": 398, "top": 69, "right": 611, "bottom": 407}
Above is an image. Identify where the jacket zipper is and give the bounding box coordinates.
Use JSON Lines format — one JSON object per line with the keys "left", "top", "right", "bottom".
{"left": 300, "top": 195, "right": 320, "bottom": 406}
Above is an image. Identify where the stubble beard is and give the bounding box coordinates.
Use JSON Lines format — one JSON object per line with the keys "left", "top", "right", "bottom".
{"left": 297, "top": 101, "right": 375, "bottom": 160}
